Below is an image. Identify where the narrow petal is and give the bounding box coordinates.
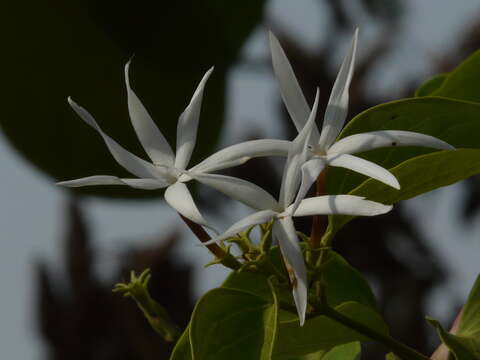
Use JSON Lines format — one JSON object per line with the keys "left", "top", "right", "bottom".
{"left": 269, "top": 32, "right": 320, "bottom": 143}
{"left": 57, "top": 175, "right": 168, "bottom": 189}
{"left": 164, "top": 182, "right": 209, "bottom": 227}
{"left": 121, "top": 178, "right": 170, "bottom": 189}
{"left": 273, "top": 218, "right": 308, "bottom": 326}
{"left": 125, "top": 61, "right": 175, "bottom": 166}
{"left": 190, "top": 139, "right": 291, "bottom": 173}
{"left": 328, "top": 130, "right": 455, "bottom": 155}
{"left": 327, "top": 153, "right": 400, "bottom": 189}
{"left": 290, "top": 158, "right": 327, "bottom": 215}
{"left": 201, "top": 210, "right": 277, "bottom": 246}
{"left": 175, "top": 67, "right": 214, "bottom": 170}
{"left": 318, "top": 28, "right": 358, "bottom": 150}
{"left": 68, "top": 97, "right": 161, "bottom": 180}
{"left": 291, "top": 195, "right": 392, "bottom": 217}
{"left": 188, "top": 172, "right": 280, "bottom": 211}
{"left": 279, "top": 89, "right": 320, "bottom": 208}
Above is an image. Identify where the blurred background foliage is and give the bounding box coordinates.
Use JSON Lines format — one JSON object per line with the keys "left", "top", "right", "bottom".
{"left": 2, "top": 0, "right": 480, "bottom": 359}
{"left": 1, "top": 0, "right": 266, "bottom": 198}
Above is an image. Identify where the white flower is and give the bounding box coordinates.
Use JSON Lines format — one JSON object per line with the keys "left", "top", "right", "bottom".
{"left": 190, "top": 91, "right": 393, "bottom": 325}
{"left": 58, "top": 62, "right": 290, "bottom": 230}
{"left": 269, "top": 29, "right": 454, "bottom": 202}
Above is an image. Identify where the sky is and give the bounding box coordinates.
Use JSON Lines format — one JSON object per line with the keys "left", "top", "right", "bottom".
{"left": 2, "top": 0, "right": 480, "bottom": 358}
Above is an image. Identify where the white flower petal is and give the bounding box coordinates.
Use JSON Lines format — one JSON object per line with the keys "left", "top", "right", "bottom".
{"left": 190, "top": 139, "right": 291, "bottom": 173}
{"left": 290, "top": 158, "right": 327, "bottom": 215}
{"left": 279, "top": 89, "right": 320, "bottom": 208}
{"left": 68, "top": 97, "right": 160, "bottom": 179}
{"left": 120, "top": 178, "right": 170, "bottom": 189}
{"left": 328, "top": 130, "right": 455, "bottom": 155}
{"left": 273, "top": 218, "right": 308, "bottom": 326}
{"left": 125, "top": 61, "right": 175, "bottom": 166}
{"left": 327, "top": 153, "right": 400, "bottom": 190}
{"left": 175, "top": 67, "right": 214, "bottom": 170}
{"left": 291, "top": 195, "right": 392, "bottom": 217}
{"left": 269, "top": 32, "right": 320, "bottom": 143}
{"left": 57, "top": 176, "right": 168, "bottom": 189}
{"left": 201, "top": 210, "right": 277, "bottom": 246}
{"left": 164, "top": 182, "right": 209, "bottom": 227}
{"left": 188, "top": 172, "right": 280, "bottom": 211}
{"left": 318, "top": 28, "right": 358, "bottom": 150}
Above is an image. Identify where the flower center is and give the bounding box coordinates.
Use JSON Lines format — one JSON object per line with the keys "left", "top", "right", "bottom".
{"left": 154, "top": 164, "right": 179, "bottom": 184}
{"left": 308, "top": 144, "right": 327, "bottom": 157}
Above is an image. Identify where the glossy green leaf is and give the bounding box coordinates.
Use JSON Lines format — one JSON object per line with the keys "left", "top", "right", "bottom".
{"left": 189, "top": 286, "right": 278, "bottom": 360}
{"left": 170, "top": 327, "right": 192, "bottom": 360}
{"left": 415, "top": 73, "right": 448, "bottom": 97}
{"left": 274, "top": 302, "right": 388, "bottom": 358}
{"left": 328, "top": 149, "right": 480, "bottom": 237}
{"left": 430, "top": 50, "right": 480, "bottom": 103}
{"left": 328, "top": 97, "right": 480, "bottom": 195}
{"left": 0, "top": 1, "right": 266, "bottom": 199}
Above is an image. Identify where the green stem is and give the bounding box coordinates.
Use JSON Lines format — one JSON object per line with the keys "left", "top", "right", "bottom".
{"left": 322, "top": 305, "right": 429, "bottom": 360}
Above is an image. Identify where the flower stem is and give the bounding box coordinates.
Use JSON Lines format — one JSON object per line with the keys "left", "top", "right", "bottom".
{"left": 309, "top": 169, "right": 328, "bottom": 267}
{"left": 321, "top": 305, "right": 429, "bottom": 360}
{"left": 310, "top": 169, "right": 328, "bottom": 248}
{"left": 178, "top": 214, "right": 241, "bottom": 270}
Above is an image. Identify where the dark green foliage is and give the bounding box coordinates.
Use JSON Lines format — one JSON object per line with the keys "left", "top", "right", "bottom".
{"left": 0, "top": 1, "right": 265, "bottom": 198}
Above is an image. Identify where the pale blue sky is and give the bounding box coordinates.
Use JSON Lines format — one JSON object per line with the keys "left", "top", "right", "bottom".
{"left": 2, "top": 1, "right": 480, "bottom": 358}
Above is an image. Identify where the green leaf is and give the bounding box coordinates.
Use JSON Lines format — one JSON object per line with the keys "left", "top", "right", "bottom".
{"left": 191, "top": 250, "right": 380, "bottom": 358}
{"left": 222, "top": 271, "right": 274, "bottom": 301}
{"left": 427, "top": 275, "right": 480, "bottom": 359}
{"left": 328, "top": 97, "right": 480, "bottom": 195}
{"left": 427, "top": 318, "right": 478, "bottom": 360}
{"left": 222, "top": 248, "right": 377, "bottom": 310}
{"left": 326, "top": 96, "right": 480, "bottom": 237}
{"left": 415, "top": 73, "right": 448, "bottom": 97}
{"left": 189, "top": 286, "right": 278, "bottom": 360}
{"left": 273, "top": 302, "right": 388, "bottom": 358}
{"left": 385, "top": 352, "right": 401, "bottom": 360}
{"left": 278, "top": 351, "right": 329, "bottom": 360}
{"left": 170, "top": 327, "right": 192, "bottom": 360}
{"left": 322, "top": 342, "right": 361, "bottom": 360}
{"left": 320, "top": 252, "right": 377, "bottom": 309}
{"left": 328, "top": 149, "right": 480, "bottom": 237}
{"left": 429, "top": 50, "right": 480, "bottom": 103}
{"left": 279, "top": 342, "right": 360, "bottom": 360}
{"left": 457, "top": 275, "right": 480, "bottom": 337}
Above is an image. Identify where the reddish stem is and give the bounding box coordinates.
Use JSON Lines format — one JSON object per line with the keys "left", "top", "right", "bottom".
{"left": 178, "top": 214, "right": 241, "bottom": 270}
{"left": 310, "top": 169, "right": 328, "bottom": 249}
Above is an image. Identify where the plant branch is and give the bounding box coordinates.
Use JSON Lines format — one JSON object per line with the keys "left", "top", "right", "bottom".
{"left": 322, "top": 305, "right": 429, "bottom": 360}
{"left": 310, "top": 169, "right": 328, "bottom": 249}
{"left": 178, "top": 213, "right": 241, "bottom": 270}
{"left": 309, "top": 169, "right": 329, "bottom": 268}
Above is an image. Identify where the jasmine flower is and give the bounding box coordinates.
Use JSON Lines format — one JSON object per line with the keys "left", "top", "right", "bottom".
{"left": 191, "top": 90, "right": 393, "bottom": 325}
{"left": 269, "top": 29, "right": 454, "bottom": 201}
{"left": 58, "top": 62, "right": 289, "bottom": 230}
